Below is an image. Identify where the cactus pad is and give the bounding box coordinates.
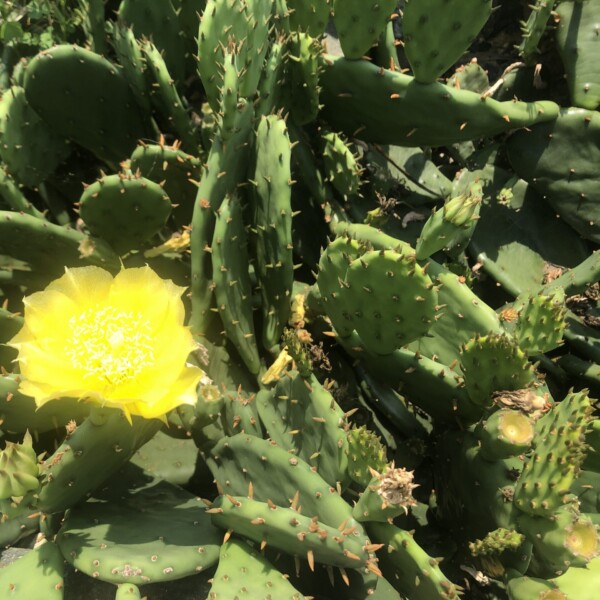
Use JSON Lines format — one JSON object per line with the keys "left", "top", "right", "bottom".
{"left": 208, "top": 538, "right": 305, "bottom": 599}
{"left": 340, "top": 248, "right": 438, "bottom": 354}
{"left": 0, "top": 434, "right": 39, "bottom": 500}
{"left": 332, "top": 0, "right": 397, "bottom": 59}
{"left": 402, "top": 0, "right": 492, "bottom": 83}
{"left": 514, "top": 288, "right": 567, "bottom": 355}
{"left": 211, "top": 195, "right": 260, "bottom": 375}
{"left": 0, "top": 542, "right": 64, "bottom": 599}
{"left": 57, "top": 475, "right": 221, "bottom": 584}
{"left": 79, "top": 172, "right": 171, "bottom": 255}
{"left": 461, "top": 334, "right": 538, "bottom": 408}
{"left": 0, "top": 86, "right": 70, "bottom": 187}
{"left": 514, "top": 389, "right": 593, "bottom": 517}
{"left": 346, "top": 425, "right": 389, "bottom": 488}
{"left": 23, "top": 45, "right": 150, "bottom": 164}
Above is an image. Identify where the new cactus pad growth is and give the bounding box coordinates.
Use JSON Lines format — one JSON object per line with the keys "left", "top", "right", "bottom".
{"left": 514, "top": 389, "right": 594, "bottom": 517}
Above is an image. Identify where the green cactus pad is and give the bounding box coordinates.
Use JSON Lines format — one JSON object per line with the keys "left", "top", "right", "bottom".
{"left": 447, "top": 62, "right": 490, "bottom": 94}
{"left": 415, "top": 181, "right": 482, "bottom": 260}
{"left": 111, "top": 23, "right": 152, "bottom": 114}
{"left": 57, "top": 476, "right": 221, "bottom": 584}
{"left": 211, "top": 195, "right": 261, "bottom": 375}
{"left": 434, "top": 432, "right": 521, "bottom": 538}
{"left": 288, "top": 0, "right": 331, "bottom": 36}
{"left": 0, "top": 168, "right": 44, "bottom": 218}
{"left": 197, "top": 0, "right": 271, "bottom": 111}
{"left": 118, "top": 0, "right": 185, "bottom": 83}
{"left": 130, "top": 141, "right": 201, "bottom": 227}
{"left": 79, "top": 172, "right": 171, "bottom": 255}
{"left": 410, "top": 263, "right": 503, "bottom": 369}
{"left": 140, "top": 41, "right": 199, "bottom": 151}
{"left": 0, "top": 308, "right": 22, "bottom": 370}
{"left": 115, "top": 583, "right": 142, "bottom": 600}
{"left": 346, "top": 426, "right": 389, "bottom": 488}
{"left": 469, "top": 176, "right": 589, "bottom": 296}
{"left": 256, "top": 40, "right": 285, "bottom": 118}
{"left": 0, "top": 434, "right": 39, "bottom": 500}
{"left": 189, "top": 102, "right": 254, "bottom": 334}
{"left": 221, "top": 387, "right": 264, "bottom": 438}
{"left": 321, "top": 130, "right": 362, "bottom": 198}
{"left": 514, "top": 389, "right": 593, "bottom": 517}
{"left": 368, "top": 521, "right": 461, "bottom": 600}
{"left": 342, "top": 332, "right": 478, "bottom": 423}
{"left": 514, "top": 289, "right": 567, "bottom": 355}
{"left": 0, "top": 211, "right": 120, "bottom": 277}
{"left": 556, "top": 0, "right": 600, "bottom": 110}
{"left": 0, "top": 495, "right": 40, "bottom": 549}
{"left": 23, "top": 45, "right": 150, "bottom": 164}
{"left": 402, "top": 0, "right": 492, "bottom": 83}
{"left": 332, "top": 0, "right": 397, "bottom": 59}
{"left": 283, "top": 33, "right": 322, "bottom": 125}
{"left": 207, "top": 434, "right": 368, "bottom": 544}
{"left": 506, "top": 108, "right": 600, "bottom": 243}
{"left": 460, "top": 334, "right": 537, "bottom": 408}
{"left": 208, "top": 538, "right": 305, "bottom": 599}
{"left": 507, "top": 555, "right": 600, "bottom": 600}
{"left": 218, "top": 51, "right": 246, "bottom": 142}
{"left": 340, "top": 248, "right": 438, "bottom": 354}
{"left": 518, "top": 0, "right": 557, "bottom": 64}
{"left": 317, "top": 235, "right": 364, "bottom": 337}
{"left": 518, "top": 508, "right": 599, "bottom": 576}
{"left": 211, "top": 495, "right": 372, "bottom": 569}
{"left": 0, "top": 86, "right": 70, "bottom": 187}
{"left": 130, "top": 430, "right": 197, "bottom": 487}
{"left": 253, "top": 115, "right": 294, "bottom": 349}
{"left": 256, "top": 371, "right": 349, "bottom": 486}
{"left": 38, "top": 408, "right": 161, "bottom": 514}
{"left": 320, "top": 56, "right": 559, "bottom": 147}
{"left": 0, "top": 542, "right": 64, "bottom": 599}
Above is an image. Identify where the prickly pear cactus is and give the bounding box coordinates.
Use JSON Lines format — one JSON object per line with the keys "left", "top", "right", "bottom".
{"left": 332, "top": 0, "right": 397, "bottom": 60}
{"left": 415, "top": 180, "right": 482, "bottom": 259}
{"left": 514, "top": 390, "right": 593, "bottom": 517}
{"left": 23, "top": 45, "right": 150, "bottom": 164}
{"left": 346, "top": 426, "right": 389, "bottom": 488}
{"left": 78, "top": 171, "right": 172, "bottom": 255}
{"left": 0, "top": 433, "right": 40, "bottom": 499}
{"left": 461, "top": 334, "right": 538, "bottom": 407}
{"left": 402, "top": 0, "right": 493, "bottom": 83}
{"left": 2, "top": 2, "right": 600, "bottom": 598}
{"left": 0, "top": 86, "right": 70, "bottom": 186}
{"left": 513, "top": 288, "right": 567, "bottom": 354}
{"left": 555, "top": 0, "right": 600, "bottom": 110}
{"left": 317, "top": 240, "right": 439, "bottom": 354}
{"left": 209, "top": 538, "right": 306, "bottom": 599}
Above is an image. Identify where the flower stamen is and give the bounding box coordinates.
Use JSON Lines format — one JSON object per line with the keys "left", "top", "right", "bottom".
{"left": 65, "top": 306, "right": 154, "bottom": 387}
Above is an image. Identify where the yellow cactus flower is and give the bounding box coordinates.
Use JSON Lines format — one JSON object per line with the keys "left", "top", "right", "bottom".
{"left": 8, "top": 265, "right": 206, "bottom": 421}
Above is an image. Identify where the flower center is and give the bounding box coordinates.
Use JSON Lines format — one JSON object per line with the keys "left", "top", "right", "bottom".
{"left": 66, "top": 306, "right": 154, "bottom": 386}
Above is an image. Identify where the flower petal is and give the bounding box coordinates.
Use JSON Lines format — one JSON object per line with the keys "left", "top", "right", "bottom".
{"left": 20, "top": 289, "right": 79, "bottom": 339}
{"left": 126, "top": 365, "right": 203, "bottom": 419}
{"left": 109, "top": 265, "right": 186, "bottom": 327}
{"left": 46, "top": 266, "right": 113, "bottom": 306}
{"left": 14, "top": 342, "right": 89, "bottom": 392}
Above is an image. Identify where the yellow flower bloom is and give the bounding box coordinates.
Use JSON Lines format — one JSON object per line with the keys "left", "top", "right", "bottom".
{"left": 8, "top": 265, "right": 206, "bottom": 421}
